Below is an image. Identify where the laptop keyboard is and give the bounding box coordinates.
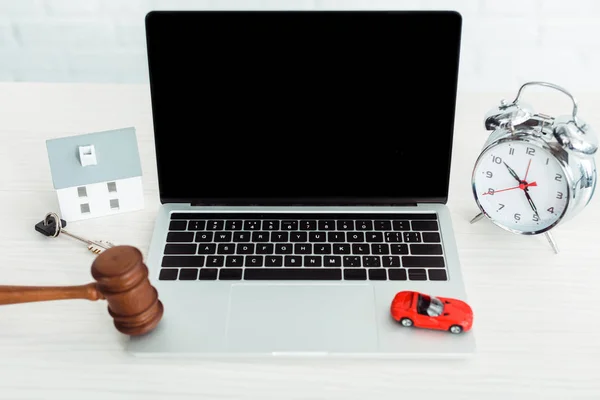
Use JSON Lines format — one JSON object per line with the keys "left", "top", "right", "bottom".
{"left": 158, "top": 213, "right": 448, "bottom": 282}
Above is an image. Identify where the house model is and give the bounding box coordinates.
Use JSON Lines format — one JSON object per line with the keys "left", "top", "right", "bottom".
{"left": 45, "top": 127, "right": 144, "bottom": 222}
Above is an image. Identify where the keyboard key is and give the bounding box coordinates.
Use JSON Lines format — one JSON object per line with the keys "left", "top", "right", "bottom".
{"left": 164, "top": 244, "right": 197, "bottom": 254}
{"left": 237, "top": 244, "right": 254, "bottom": 254}
{"left": 382, "top": 256, "right": 401, "bottom": 268}
{"left": 385, "top": 232, "right": 403, "bottom": 242}
{"left": 344, "top": 269, "right": 366, "bottom": 280}
{"left": 290, "top": 232, "right": 308, "bottom": 242}
{"left": 188, "top": 220, "right": 206, "bottom": 231}
{"left": 275, "top": 244, "right": 293, "bottom": 254}
{"left": 410, "top": 244, "right": 443, "bottom": 255}
{"left": 366, "top": 232, "right": 384, "bottom": 242}
{"left": 374, "top": 221, "right": 392, "bottom": 231}
{"left": 363, "top": 256, "right": 380, "bottom": 267}
{"left": 318, "top": 220, "right": 335, "bottom": 230}
{"left": 402, "top": 256, "right": 445, "bottom": 268}
{"left": 169, "top": 221, "right": 187, "bottom": 230}
{"left": 195, "top": 232, "right": 213, "bottom": 242}
{"left": 244, "top": 268, "right": 342, "bottom": 280}
{"left": 328, "top": 232, "right": 345, "bottom": 242}
{"left": 198, "top": 244, "right": 216, "bottom": 254}
{"left": 368, "top": 269, "right": 387, "bottom": 280}
{"left": 333, "top": 244, "right": 351, "bottom": 254}
{"left": 371, "top": 243, "right": 389, "bottom": 255}
{"left": 356, "top": 221, "right": 373, "bottom": 230}
{"left": 429, "top": 269, "right": 448, "bottom": 281}
{"left": 294, "top": 244, "right": 312, "bottom": 254}
{"left": 337, "top": 220, "right": 354, "bottom": 230}
{"left": 309, "top": 232, "right": 327, "bottom": 242}
{"left": 245, "top": 256, "right": 263, "bottom": 267}
{"left": 403, "top": 232, "right": 421, "bottom": 243}
{"left": 263, "top": 220, "right": 280, "bottom": 230}
{"left": 225, "top": 256, "right": 243, "bottom": 267}
{"left": 324, "top": 256, "right": 342, "bottom": 267}
{"left": 300, "top": 220, "right": 317, "bottom": 230}
{"left": 217, "top": 244, "right": 235, "bottom": 254}
{"left": 199, "top": 268, "right": 218, "bottom": 280}
{"left": 392, "top": 220, "right": 410, "bottom": 230}
{"left": 347, "top": 232, "right": 364, "bottom": 242}
{"left": 422, "top": 232, "right": 441, "bottom": 242}
{"left": 224, "top": 220, "right": 242, "bottom": 230}
{"left": 166, "top": 232, "right": 194, "bottom": 242}
{"left": 256, "top": 244, "right": 274, "bottom": 254}
{"left": 408, "top": 269, "right": 427, "bottom": 280}
{"left": 284, "top": 256, "right": 302, "bottom": 266}
{"left": 178, "top": 268, "right": 198, "bottom": 280}
{"left": 162, "top": 255, "right": 205, "bottom": 268}
{"left": 214, "top": 232, "right": 232, "bottom": 242}
{"left": 352, "top": 244, "right": 369, "bottom": 254}
{"left": 159, "top": 269, "right": 178, "bottom": 280}
{"left": 343, "top": 256, "right": 361, "bottom": 267}
{"left": 233, "top": 232, "right": 251, "bottom": 242}
{"left": 207, "top": 220, "right": 224, "bottom": 230}
{"left": 304, "top": 256, "right": 322, "bottom": 267}
{"left": 272, "top": 232, "right": 289, "bottom": 242}
{"left": 314, "top": 244, "right": 331, "bottom": 254}
{"left": 411, "top": 221, "right": 439, "bottom": 231}
{"left": 265, "top": 256, "right": 283, "bottom": 267}
{"left": 281, "top": 220, "right": 298, "bottom": 230}
{"left": 219, "top": 269, "right": 242, "bottom": 280}
{"left": 206, "top": 256, "right": 224, "bottom": 267}
{"left": 388, "top": 269, "right": 407, "bottom": 280}
{"left": 244, "top": 221, "right": 261, "bottom": 230}
{"left": 252, "top": 232, "right": 270, "bottom": 242}
{"left": 390, "top": 244, "right": 409, "bottom": 255}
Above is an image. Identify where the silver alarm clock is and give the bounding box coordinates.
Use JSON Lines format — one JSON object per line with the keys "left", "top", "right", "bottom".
{"left": 470, "top": 81, "right": 598, "bottom": 253}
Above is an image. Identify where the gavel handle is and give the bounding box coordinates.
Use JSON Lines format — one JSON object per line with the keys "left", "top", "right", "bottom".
{"left": 0, "top": 283, "right": 104, "bottom": 305}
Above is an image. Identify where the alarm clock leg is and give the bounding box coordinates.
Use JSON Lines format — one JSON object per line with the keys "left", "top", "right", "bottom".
{"left": 469, "top": 212, "right": 484, "bottom": 224}
{"left": 544, "top": 232, "right": 559, "bottom": 254}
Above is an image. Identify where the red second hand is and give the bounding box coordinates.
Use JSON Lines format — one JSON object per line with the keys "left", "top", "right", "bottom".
{"left": 483, "top": 181, "right": 537, "bottom": 196}
{"left": 523, "top": 159, "right": 532, "bottom": 181}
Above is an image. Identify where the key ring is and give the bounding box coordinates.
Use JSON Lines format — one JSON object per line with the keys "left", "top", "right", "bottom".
{"left": 43, "top": 212, "right": 62, "bottom": 237}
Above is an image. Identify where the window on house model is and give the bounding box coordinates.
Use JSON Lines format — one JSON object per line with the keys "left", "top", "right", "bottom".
{"left": 110, "top": 199, "right": 119, "bottom": 210}
{"left": 80, "top": 203, "right": 90, "bottom": 214}
{"left": 77, "top": 186, "right": 87, "bottom": 197}
{"left": 107, "top": 181, "right": 117, "bottom": 192}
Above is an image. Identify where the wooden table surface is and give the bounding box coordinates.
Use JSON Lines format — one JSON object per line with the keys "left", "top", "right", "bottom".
{"left": 0, "top": 82, "right": 598, "bottom": 399}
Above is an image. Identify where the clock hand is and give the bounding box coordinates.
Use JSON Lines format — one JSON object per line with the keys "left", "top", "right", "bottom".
{"left": 481, "top": 181, "right": 537, "bottom": 196}
{"left": 503, "top": 162, "right": 522, "bottom": 183}
{"left": 523, "top": 159, "right": 532, "bottom": 181}
{"left": 523, "top": 188, "right": 540, "bottom": 217}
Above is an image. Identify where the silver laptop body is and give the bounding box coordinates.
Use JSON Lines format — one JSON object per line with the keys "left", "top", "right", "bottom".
{"left": 127, "top": 10, "right": 475, "bottom": 357}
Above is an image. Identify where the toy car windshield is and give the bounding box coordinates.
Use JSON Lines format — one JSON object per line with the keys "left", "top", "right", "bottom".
{"left": 417, "top": 294, "right": 444, "bottom": 317}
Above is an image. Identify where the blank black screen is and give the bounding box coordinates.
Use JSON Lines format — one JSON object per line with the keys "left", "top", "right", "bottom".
{"left": 145, "top": 11, "right": 462, "bottom": 204}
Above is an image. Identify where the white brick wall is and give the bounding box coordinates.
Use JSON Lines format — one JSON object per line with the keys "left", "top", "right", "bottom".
{"left": 0, "top": 0, "right": 599, "bottom": 91}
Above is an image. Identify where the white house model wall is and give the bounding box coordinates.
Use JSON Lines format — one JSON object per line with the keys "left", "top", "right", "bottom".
{"left": 56, "top": 176, "right": 144, "bottom": 221}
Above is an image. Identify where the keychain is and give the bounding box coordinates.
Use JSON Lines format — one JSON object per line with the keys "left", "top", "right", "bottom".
{"left": 34, "top": 212, "right": 115, "bottom": 254}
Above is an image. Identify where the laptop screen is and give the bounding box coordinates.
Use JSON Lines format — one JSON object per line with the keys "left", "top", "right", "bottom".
{"left": 145, "top": 11, "right": 462, "bottom": 205}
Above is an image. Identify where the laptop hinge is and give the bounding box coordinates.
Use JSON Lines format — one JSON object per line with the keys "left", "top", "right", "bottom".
{"left": 189, "top": 200, "right": 420, "bottom": 207}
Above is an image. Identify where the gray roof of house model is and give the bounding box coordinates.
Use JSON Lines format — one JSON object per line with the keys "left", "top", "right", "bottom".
{"left": 46, "top": 127, "right": 143, "bottom": 190}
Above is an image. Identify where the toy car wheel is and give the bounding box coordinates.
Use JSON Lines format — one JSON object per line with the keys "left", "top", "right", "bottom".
{"left": 400, "top": 318, "right": 413, "bottom": 327}
{"left": 449, "top": 325, "right": 463, "bottom": 334}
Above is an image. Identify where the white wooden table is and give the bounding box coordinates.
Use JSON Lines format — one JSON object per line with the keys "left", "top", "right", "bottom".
{"left": 0, "top": 83, "right": 599, "bottom": 399}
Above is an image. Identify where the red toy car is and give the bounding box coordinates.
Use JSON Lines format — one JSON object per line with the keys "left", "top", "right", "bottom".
{"left": 390, "top": 291, "right": 473, "bottom": 334}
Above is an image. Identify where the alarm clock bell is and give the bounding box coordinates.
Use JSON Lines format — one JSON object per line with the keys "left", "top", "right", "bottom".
{"left": 470, "top": 81, "right": 598, "bottom": 254}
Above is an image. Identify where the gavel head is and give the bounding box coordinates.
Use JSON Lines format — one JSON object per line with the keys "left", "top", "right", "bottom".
{"left": 91, "top": 245, "right": 163, "bottom": 336}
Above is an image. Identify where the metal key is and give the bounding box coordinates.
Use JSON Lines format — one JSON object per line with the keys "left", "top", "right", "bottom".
{"left": 35, "top": 212, "right": 115, "bottom": 254}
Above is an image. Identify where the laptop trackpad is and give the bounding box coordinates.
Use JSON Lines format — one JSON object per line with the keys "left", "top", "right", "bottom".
{"left": 226, "top": 284, "right": 378, "bottom": 353}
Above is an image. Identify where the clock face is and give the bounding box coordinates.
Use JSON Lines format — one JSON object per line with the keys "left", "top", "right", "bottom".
{"left": 472, "top": 139, "right": 569, "bottom": 234}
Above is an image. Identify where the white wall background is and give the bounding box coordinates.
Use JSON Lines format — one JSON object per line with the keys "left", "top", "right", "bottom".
{"left": 1, "top": 0, "right": 600, "bottom": 92}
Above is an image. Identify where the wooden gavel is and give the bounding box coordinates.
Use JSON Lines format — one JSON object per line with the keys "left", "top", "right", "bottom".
{"left": 0, "top": 245, "right": 163, "bottom": 336}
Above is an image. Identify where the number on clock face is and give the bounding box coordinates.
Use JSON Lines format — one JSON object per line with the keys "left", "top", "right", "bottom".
{"left": 473, "top": 141, "right": 569, "bottom": 233}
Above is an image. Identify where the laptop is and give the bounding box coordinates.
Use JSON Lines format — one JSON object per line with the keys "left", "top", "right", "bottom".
{"left": 128, "top": 10, "right": 475, "bottom": 357}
